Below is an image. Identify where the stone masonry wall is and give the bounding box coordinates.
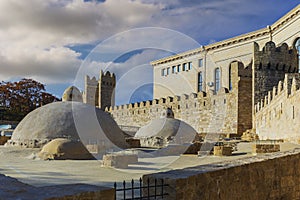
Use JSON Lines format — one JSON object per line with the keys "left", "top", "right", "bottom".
{"left": 253, "top": 41, "right": 298, "bottom": 106}
{"left": 255, "top": 73, "right": 300, "bottom": 143}
{"left": 143, "top": 149, "right": 300, "bottom": 200}
{"left": 107, "top": 61, "right": 252, "bottom": 136}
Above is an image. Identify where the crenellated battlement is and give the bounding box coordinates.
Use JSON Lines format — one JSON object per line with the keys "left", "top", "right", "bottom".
{"left": 106, "top": 90, "right": 227, "bottom": 112}
{"left": 253, "top": 41, "right": 299, "bottom": 106}
{"left": 254, "top": 41, "right": 298, "bottom": 72}
{"left": 85, "top": 75, "right": 98, "bottom": 86}
{"left": 255, "top": 74, "right": 300, "bottom": 112}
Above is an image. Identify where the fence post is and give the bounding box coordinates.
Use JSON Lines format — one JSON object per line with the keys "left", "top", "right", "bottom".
{"left": 147, "top": 178, "right": 150, "bottom": 200}
{"left": 131, "top": 179, "right": 134, "bottom": 199}
{"left": 161, "top": 179, "right": 164, "bottom": 198}
{"left": 139, "top": 178, "right": 142, "bottom": 200}
{"left": 154, "top": 179, "right": 157, "bottom": 199}
{"left": 114, "top": 182, "right": 117, "bottom": 200}
{"left": 123, "top": 181, "right": 126, "bottom": 200}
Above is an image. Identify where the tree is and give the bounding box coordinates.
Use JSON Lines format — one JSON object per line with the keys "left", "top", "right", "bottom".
{"left": 0, "top": 79, "right": 60, "bottom": 121}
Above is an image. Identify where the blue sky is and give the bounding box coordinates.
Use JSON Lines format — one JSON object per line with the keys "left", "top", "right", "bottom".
{"left": 0, "top": 0, "right": 299, "bottom": 105}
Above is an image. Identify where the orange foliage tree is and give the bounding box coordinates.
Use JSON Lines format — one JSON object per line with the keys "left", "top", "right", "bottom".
{"left": 0, "top": 78, "right": 60, "bottom": 121}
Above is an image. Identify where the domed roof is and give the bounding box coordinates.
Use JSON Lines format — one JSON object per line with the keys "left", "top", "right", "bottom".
{"left": 38, "top": 138, "right": 94, "bottom": 160}
{"left": 135, "top": 108, "right": 196, "bottom": 145}
{"left": 62, "top": 86, "right": 83, "bottom": 102}
{"left": 10, "top": 101, "right": 128, "bottom": 149}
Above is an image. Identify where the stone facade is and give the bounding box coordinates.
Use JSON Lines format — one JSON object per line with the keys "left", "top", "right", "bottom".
{"left": 255, "top": 74, "right": 300, "bottom": 142}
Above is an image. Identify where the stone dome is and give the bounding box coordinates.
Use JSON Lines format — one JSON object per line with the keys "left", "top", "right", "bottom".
{"left": 7, "top": 101, "right": 128, "bottom": 149}
{"left": 62, "top": 86, "right": 83, "bottom": 102}
{"left": 38, "top": 138, "right": 94, "bottom": 160}
{"left": 135, "top": 108, "right": 196, "bottom": 148}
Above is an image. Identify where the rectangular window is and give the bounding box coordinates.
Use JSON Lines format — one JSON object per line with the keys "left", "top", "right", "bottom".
{"left": 161, "top": 68, "right": 166, "bottom": 76}
{"left": 167, "top": 67, "right": 170, "bottom": 75}
{"left": 188, "top": 62, "right": 192, "bottom": 70}
{"left": 177, "top": 64, "right": 181, "bottom": 72}
{"left": 183, "top": 63, "right": 187, "bottom": 71}
{"left": 199, "top": 59, "right": 203, "bottom": 67}
{"left": 172, "top": 66, "right": 176, "bottom": 73}
{"left": 198, "top": 72, "right": 203, "bottom": 92}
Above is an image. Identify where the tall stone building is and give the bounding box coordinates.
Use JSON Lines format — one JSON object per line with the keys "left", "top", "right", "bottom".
{"left": 82, "top": 4, "right": 300, "bottom": 140}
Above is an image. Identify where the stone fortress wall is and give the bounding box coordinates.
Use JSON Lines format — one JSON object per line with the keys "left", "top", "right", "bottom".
{"left": 106, "top": 61, "right": 252, "bottom": 136}
{"left": 255, "top": 73, "right": 300, "bottom": 143}
{"left": 104, "top": 41, "right": 298, "bottom": 137}
{"left": 253, "top": 41, "right": 298, "bottom": 107}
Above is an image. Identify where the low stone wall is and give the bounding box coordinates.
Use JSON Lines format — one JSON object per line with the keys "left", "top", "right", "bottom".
{"left": 144, "top": 149, "right": 300, "bottom": 200}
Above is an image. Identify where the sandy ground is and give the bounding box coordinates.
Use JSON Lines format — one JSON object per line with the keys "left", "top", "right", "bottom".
{"left": 0, "top": 142, "right": 299, "bottom": 188}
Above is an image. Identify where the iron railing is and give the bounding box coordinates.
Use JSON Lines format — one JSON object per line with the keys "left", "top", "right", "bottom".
{"left": 114, "top": 178, "right": 168, "bottom": 200}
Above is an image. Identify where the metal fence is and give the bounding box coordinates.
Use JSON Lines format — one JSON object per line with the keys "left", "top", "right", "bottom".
{"left": 114, "top": 178, "right": 168, "bottom": 200}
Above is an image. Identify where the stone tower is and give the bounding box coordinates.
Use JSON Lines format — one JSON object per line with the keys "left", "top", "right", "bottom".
{"left": 83, "top": 71, "right": 116, "bottom": 110}
{"left": 98, "top": 70, "right": 116, "bottom": 110}
{"left": 84, "top": 75, "right": 99, "bottom": 106}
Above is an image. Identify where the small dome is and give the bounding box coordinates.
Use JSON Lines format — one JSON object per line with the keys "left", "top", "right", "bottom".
{"left": 38, "top": 138, "right": 94, "bottom": 160}
{"left": 135, "top": 116, "right": 196, "bottom": 148}
{"left": 62, "top": 86, "right": 83, "bottom": 102}
{"left": 7, "top": 101, "right": 128, "bottom": 149}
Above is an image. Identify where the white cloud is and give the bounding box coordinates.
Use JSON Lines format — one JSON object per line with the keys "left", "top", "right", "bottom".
{"left": 0, "top": 0, "right": 160, "bottom": 84}
{"left": 0, "top": 0, "right": 297, "bottom": 95}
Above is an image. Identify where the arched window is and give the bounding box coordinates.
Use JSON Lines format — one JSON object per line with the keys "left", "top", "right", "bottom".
{"left": 229, "top": 66, "right": 232, "bottom": 90}
{"left": 295, "top": 38, "right": 300, "bottom": 72}
{"left": 215, "top": 68, "right": 220, "bottom": 93}
{"left": 198, "top": 72, "right": 203, "bottom": 92}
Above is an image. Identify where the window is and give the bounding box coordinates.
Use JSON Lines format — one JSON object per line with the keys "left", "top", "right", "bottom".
{"left": 161, "top": 69, "right": 165, "bottom": 76}
{"left": 215, "top": 68, "right": 220, "bottom": 93}
{"left": 177, "top": 64, "right": 181, "bottom": 72}
{"left": 172, "top": 66, "right": 177, "bottom": 73}
{"left": 229, "top": 66, "right": 232, "bottom": 90}
{"left": 198, "top": 72, "right": 203, "bottom": 92}
{"left": 167, "top": 67, "right": 170, "bottom": 75}
{"left": 199, "top": 59, "right": 203, "bottom": 67}
{"left": 188, "top": 62, "right": 192, "bottom": 70}
{"left": 183, "top": 63, "right": 187, "bottom": 71}
{"left": 295, "top": 38, "right": 300, "bottom": 72}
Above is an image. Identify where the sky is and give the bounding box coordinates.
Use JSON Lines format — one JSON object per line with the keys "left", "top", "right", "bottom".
{"left": 0, "top": 0, "right": 299, "bottom": 105}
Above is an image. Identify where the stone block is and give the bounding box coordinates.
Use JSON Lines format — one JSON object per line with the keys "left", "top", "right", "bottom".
{"left": 102, "top": 153, "right": 138, "bottom": 168}
{"left": 213, "top": 146, "right": 232, "bottom": 156}
{"left": 252, "top": 144, "right": 280, "bottom": 154}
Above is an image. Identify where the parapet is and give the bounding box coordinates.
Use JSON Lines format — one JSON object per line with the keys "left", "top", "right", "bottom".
{"left": 105, "top": 86, "right": 231, "bottom": 113}
{"left": 254, "top": 41, "right": 298, "bottom": 72}
{"left": 255, "top": 74, "right": 300, "bottom": 112}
